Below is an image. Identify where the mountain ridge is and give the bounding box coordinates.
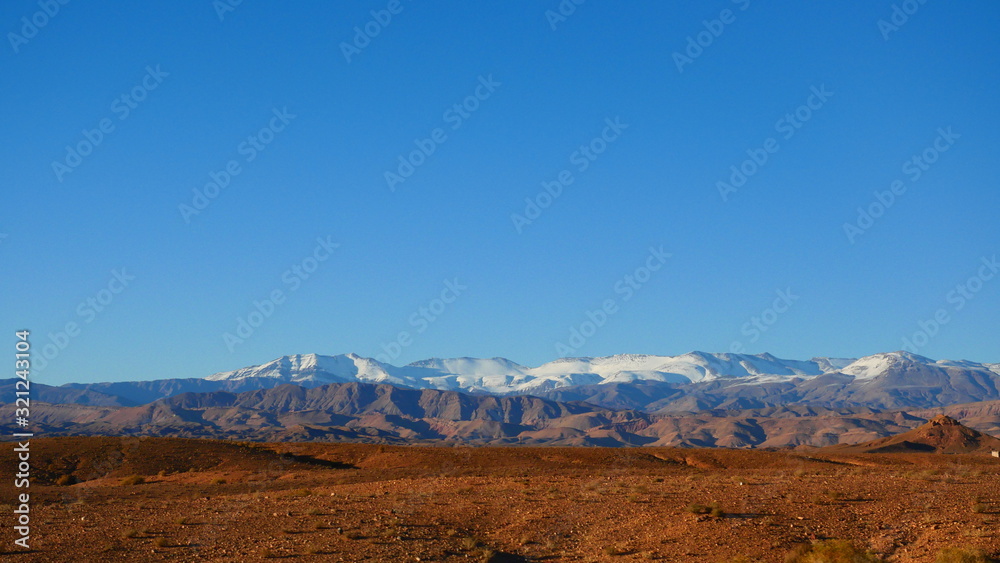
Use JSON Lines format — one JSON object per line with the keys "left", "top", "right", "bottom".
{"left": 12, "top": 350, "right": 1000, "bottom": 412}
{"left": 199, "top": 350, "right": 1000, "bottom": 411}
{"left": 6, "top": 379, "right": 1000, "bottom": 449}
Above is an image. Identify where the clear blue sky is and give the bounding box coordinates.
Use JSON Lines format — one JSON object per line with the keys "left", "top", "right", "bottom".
{"left": 3, "top": 1, "right": 998, "bottom": 385}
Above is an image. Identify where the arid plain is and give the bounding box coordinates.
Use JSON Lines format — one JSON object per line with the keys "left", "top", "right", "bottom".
{"left": 1, "top": 433, "right": 998, "bottom": 562}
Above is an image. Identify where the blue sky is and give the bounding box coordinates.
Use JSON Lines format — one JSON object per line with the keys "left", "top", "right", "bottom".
{"left": 3, "top": 1, "right": 998, "bottom": 385}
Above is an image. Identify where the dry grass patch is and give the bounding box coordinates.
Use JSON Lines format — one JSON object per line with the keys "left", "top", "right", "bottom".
{"left": 120, "top": 474, "right": 145, "bottom": 486}
{"left": 784, "top": 539, "right": 882, "bottom": 562}
{"left": 935, "top": 547, "right": 997, "bottom": 563}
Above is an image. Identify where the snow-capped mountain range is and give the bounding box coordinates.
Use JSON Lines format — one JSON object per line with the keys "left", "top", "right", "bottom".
{"left": 10, "top": 350, "right": 1000, "bottom": 414}
{"left": 205, "top": 350, "right": 994, "bottom": 396}
{"left": 9, "top": 351, "right": 1000, "bottom": 447}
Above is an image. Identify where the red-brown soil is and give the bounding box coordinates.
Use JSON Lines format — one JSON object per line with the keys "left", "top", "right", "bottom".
{"left": 1, "top": 437, "right": 998, "bottom": 562}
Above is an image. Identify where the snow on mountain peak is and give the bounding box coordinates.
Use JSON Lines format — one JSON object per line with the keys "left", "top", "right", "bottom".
{"left": 406, "top": 357, "right": 528, "bottom": 376}
{"left": 201, "top": 350, "right": 993, "bottom": 396}
{"left": 841, "top": 351, "right": 928, "bottom": 380}
{"left": 205, "top": 351, "right": 860, "bottom": 393}
{"left": 206, "top": 353, "right": 392, "bottom": 384}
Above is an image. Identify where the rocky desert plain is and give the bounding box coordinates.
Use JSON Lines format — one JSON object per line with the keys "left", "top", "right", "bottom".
{"left": 1, "top": 414, "right": 999, "bottom": 562}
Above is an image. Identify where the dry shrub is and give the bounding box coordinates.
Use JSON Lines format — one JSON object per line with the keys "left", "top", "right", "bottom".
{"left": 784, "top": 539, "right": 883, "bottom": 563}
{"left": 120, "top": 475, "right": 144, "bottom": 486}
{"left": 936, "top": 547, "right": 996, "bottom": 563}
{"left": 687, "top": 501, "right": 724, "bottom": 517}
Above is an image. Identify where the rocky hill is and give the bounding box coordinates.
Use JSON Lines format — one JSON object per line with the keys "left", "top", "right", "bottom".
{"left": 823, "top": 414, "right": 1000, "bottom": 454}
